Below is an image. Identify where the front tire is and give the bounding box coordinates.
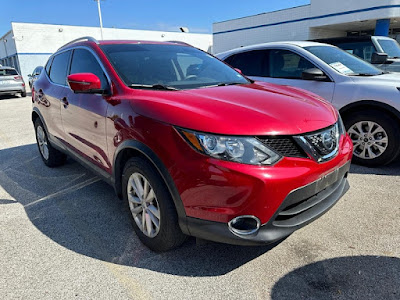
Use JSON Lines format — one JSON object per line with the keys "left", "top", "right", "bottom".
{"left": 122, "top": 157, "right": 186, "bottom": 252}
{"left": 344, "top": 110, "right": 400, "bottom": 167}
{"left": 34, "top": 119, "right": 67, "bottom": 167}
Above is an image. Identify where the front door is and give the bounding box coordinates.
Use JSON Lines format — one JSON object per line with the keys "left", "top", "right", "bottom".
{"left": 258, "top": 49, "right": 335, "bottom": 102}
{"left": 61, "top": 48, "right": 111, "bottom": 172}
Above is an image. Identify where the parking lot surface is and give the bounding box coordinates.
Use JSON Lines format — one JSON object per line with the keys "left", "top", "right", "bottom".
{"left": 0, "top": 96, "right": 399, "bottom": 300}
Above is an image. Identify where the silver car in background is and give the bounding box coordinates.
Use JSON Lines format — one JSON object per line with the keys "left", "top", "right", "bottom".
{"left": 0, "top": 66, "right": 26, "bottom": 97}
{"left": 217, "top": 41, "right": 400, "bottom": 167}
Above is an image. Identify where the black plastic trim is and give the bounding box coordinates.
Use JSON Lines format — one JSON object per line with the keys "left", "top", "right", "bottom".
{"left": 113, "top": 140, "right": 188, "bottom": 234}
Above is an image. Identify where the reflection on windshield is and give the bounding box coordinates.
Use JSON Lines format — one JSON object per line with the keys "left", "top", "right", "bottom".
{"left": 377, "top": 39, "right": 400, "bottom": 58}
{"left": 101, "top": 44, "right": 249, "bottom": 90}
{"left": 305, "top": 46, "right": 382, "bottom": 76}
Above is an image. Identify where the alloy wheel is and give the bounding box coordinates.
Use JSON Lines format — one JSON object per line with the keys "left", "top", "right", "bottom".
{"left": 347, "top": 121, "right": 388, "bottom": 160}
{"left": 36, "top": 125, "right": 49, "bottom": 160}
{"left": 127, "top": 172, "right": 160, "bottom": 238}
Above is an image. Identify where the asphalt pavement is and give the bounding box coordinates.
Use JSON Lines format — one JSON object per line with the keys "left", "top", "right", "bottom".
{"left": 0, "top": 95, "right": 399, "bottom": 300}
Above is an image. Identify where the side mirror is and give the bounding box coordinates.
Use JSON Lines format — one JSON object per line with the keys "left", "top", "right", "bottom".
{"left": 301, "top": 68, "right": 328, "bottom": 81}
{"left": 234, "top": 68, "right": 243, "bottom": 74}
{"left": 67, "top": 73, "right": 103, "bottom": 94}
{"left": 371, "top": 52, "right": 388, "bottom": 64}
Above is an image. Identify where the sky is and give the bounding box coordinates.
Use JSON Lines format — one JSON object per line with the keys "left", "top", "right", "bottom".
{"left": 1, "top": 0, "right": 310, "bottom": 35}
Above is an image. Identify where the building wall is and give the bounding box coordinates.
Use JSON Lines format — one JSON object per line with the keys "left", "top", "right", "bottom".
{"left": 213, "top": 5, "right": 311, "bottom": 53}
{"left": 213, "top": 0, "right": 400, "bottom": 53}
{"left": 0, "top": 30, "right": 19, "bottom": 71}
{"left": 2, "top": 22, "right": 212, "bottom": 90}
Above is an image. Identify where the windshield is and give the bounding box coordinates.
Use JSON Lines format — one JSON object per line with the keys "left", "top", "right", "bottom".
{"left": 376, "top": 39, "right": 400, "bottom": 58}
{"left": 305, "top": 46, "right": 382, "bottom": 76}
{"left": 101, "top": 44, "right": 249, "bottom": 90}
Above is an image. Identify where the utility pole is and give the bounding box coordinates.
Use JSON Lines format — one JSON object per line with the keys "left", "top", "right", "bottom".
{"left": 94, "top": 0, "right": 104, "bottom": 40}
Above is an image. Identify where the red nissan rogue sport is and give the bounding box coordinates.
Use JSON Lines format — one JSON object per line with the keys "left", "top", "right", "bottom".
{"left": 32, "top": 37, "right": 353, "bottom": 252}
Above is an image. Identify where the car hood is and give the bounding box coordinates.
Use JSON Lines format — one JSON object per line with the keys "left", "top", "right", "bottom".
{"left": 349, "top": 72, "right": 400, "bottom": 86}
{"left": 383, "top": 60, "right": 400, "bottom": 72}
{"left": 128, "top": 82, "right": 338, "bottom": 136}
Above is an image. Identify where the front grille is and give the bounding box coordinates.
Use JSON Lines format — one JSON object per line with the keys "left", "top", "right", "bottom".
{"left": 257, "top": 137, "right": 307, "bottom": 158}
{"left": 304, "top": 124, "right": 338, "bottom": 156}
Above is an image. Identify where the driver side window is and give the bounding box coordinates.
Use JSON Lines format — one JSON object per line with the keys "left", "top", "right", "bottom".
{"left": 70, "top": 49, "right": 109, "bottom": 89}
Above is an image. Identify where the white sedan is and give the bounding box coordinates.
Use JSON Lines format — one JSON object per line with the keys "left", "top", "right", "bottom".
{"left": 217, "top": 41, "right": 400, "bottom": 167}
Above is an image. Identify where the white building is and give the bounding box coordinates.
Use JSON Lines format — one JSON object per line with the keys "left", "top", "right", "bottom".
{"left": 0, "top": 22, "right": 212, "bottom": 90}
{"left": 213, "top": 0, "right": 400, "bottom": 53}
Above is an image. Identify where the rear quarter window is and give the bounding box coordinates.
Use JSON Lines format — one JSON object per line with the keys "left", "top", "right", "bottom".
{"left": 45, "top": 58, "right": 53, "bottom": 75}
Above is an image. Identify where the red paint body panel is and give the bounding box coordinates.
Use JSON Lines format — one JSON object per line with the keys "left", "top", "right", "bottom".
{"left": 33, "top": 40, "right": 353, "bottom": 244}
{"left": 103, "top": 111, "right": 352, "bottom": 224}
{"left": 67, "top": 73, "right": 101, "bottom": 92}
{"left": 120, "top": 82, "right": 337, "bottom": 136}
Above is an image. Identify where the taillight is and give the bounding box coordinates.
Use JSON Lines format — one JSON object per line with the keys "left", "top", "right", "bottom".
{"left": 14, "top": 76, "right": 23, "bottom": 81}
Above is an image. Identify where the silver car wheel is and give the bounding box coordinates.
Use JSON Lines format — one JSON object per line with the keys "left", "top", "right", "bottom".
{"left": 348, "top": 121, "right": 388, "bottom": 160}
{"left": 127, "top": 172, "right": 160, "bottom": 238}
{"left": 36, "top": 125, "right": 49, "bottom": 160}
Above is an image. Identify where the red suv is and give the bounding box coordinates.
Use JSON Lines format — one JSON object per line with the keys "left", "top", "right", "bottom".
{"left": 32, "top": 37, "right": 353, "bottom": 252}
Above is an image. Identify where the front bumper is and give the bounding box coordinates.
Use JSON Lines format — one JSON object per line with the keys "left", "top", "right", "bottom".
{"left": 184, "top": 161, "right": 350, "bottom": 245}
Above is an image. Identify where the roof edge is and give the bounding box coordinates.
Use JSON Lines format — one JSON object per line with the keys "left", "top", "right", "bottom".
{"left": 213, "top": 4, "right": 311, "bottom": 25}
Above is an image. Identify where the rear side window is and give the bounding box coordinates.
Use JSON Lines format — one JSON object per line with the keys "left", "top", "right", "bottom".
{"left": 49, "top": 51, "right": 71, "bottom": 85}
{"left": 0, "top": 69, "right": 18, "bottom": 76}
{"left": 225, "top": 50, "right": 267, "bottom": 77}
{"left": 69, "top": 49, "right": 108, "bottom": 89}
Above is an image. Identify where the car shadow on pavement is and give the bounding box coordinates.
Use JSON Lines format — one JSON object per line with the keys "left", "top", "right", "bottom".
{"left": 350, "top": 158, "right": 400, "bottom": 176}
{"left": 0, "top": 144, "right": 279, "bottom": 277}
{"left": 271, "top": 255, "right": 400, "bottom": 300}
{"left": 0, "top": 94, "right": 21, "bottom": 100}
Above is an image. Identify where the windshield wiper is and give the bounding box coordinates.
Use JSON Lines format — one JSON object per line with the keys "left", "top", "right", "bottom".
{"left": 217, "top": 82, "right": 244, "bottom": 86}
{"left": 129, "top": 84, "right": 179, "bottom": 91}
{"left": 348, "top": 73, "right": 377, "bottom": 77}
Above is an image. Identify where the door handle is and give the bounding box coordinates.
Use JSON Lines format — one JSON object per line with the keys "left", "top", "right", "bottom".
{"left": 62, "top": 97, "right": 69, "bottom": 108}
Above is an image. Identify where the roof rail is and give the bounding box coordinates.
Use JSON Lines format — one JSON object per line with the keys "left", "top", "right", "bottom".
{"left": 58, "top": 36, "right": 99, "bottom": 51}
{"left": 167, "top": 40, "right": 192, "bottom": 47}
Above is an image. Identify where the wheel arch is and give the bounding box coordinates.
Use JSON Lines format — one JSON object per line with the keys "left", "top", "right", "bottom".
{"left": 31, "top": 108, "right": 48, "bottom": 132}
{"left": 339, "top": 100, "right": 400, "bottom": 126}
{"left": 113, "top": 140, "right": 188, "bottom": 233}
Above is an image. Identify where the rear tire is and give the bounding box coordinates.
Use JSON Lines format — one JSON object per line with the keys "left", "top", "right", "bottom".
{"left": 34, "top": 119, "right": 67, "bottom": 167}
{"left": 122, "top": 157, "right": 186, "bottom": 252}
{"left": 21, "top": 91, "right": 27, "bottom": 97}
{"left": 343, "top": 110, "right": 400, "bottom": 167}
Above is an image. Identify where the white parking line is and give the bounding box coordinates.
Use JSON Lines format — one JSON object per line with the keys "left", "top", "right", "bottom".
{"left": 24, "top": 177, "right": 101, "bottom": 208}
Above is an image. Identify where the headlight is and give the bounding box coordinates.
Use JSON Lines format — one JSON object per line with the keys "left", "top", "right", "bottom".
{"left": 178, "top": 129, "right": 281, "bottom": 165}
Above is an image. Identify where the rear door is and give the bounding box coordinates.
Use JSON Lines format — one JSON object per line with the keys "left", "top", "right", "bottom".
{"left": 264, "top": 49, "right": 335, "bottom": 101}
{"left": 39, "top": 50, "right": 72, "bottom": 140}
{"left": 61, "top": 48, "right": 111, "bottom": 172}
